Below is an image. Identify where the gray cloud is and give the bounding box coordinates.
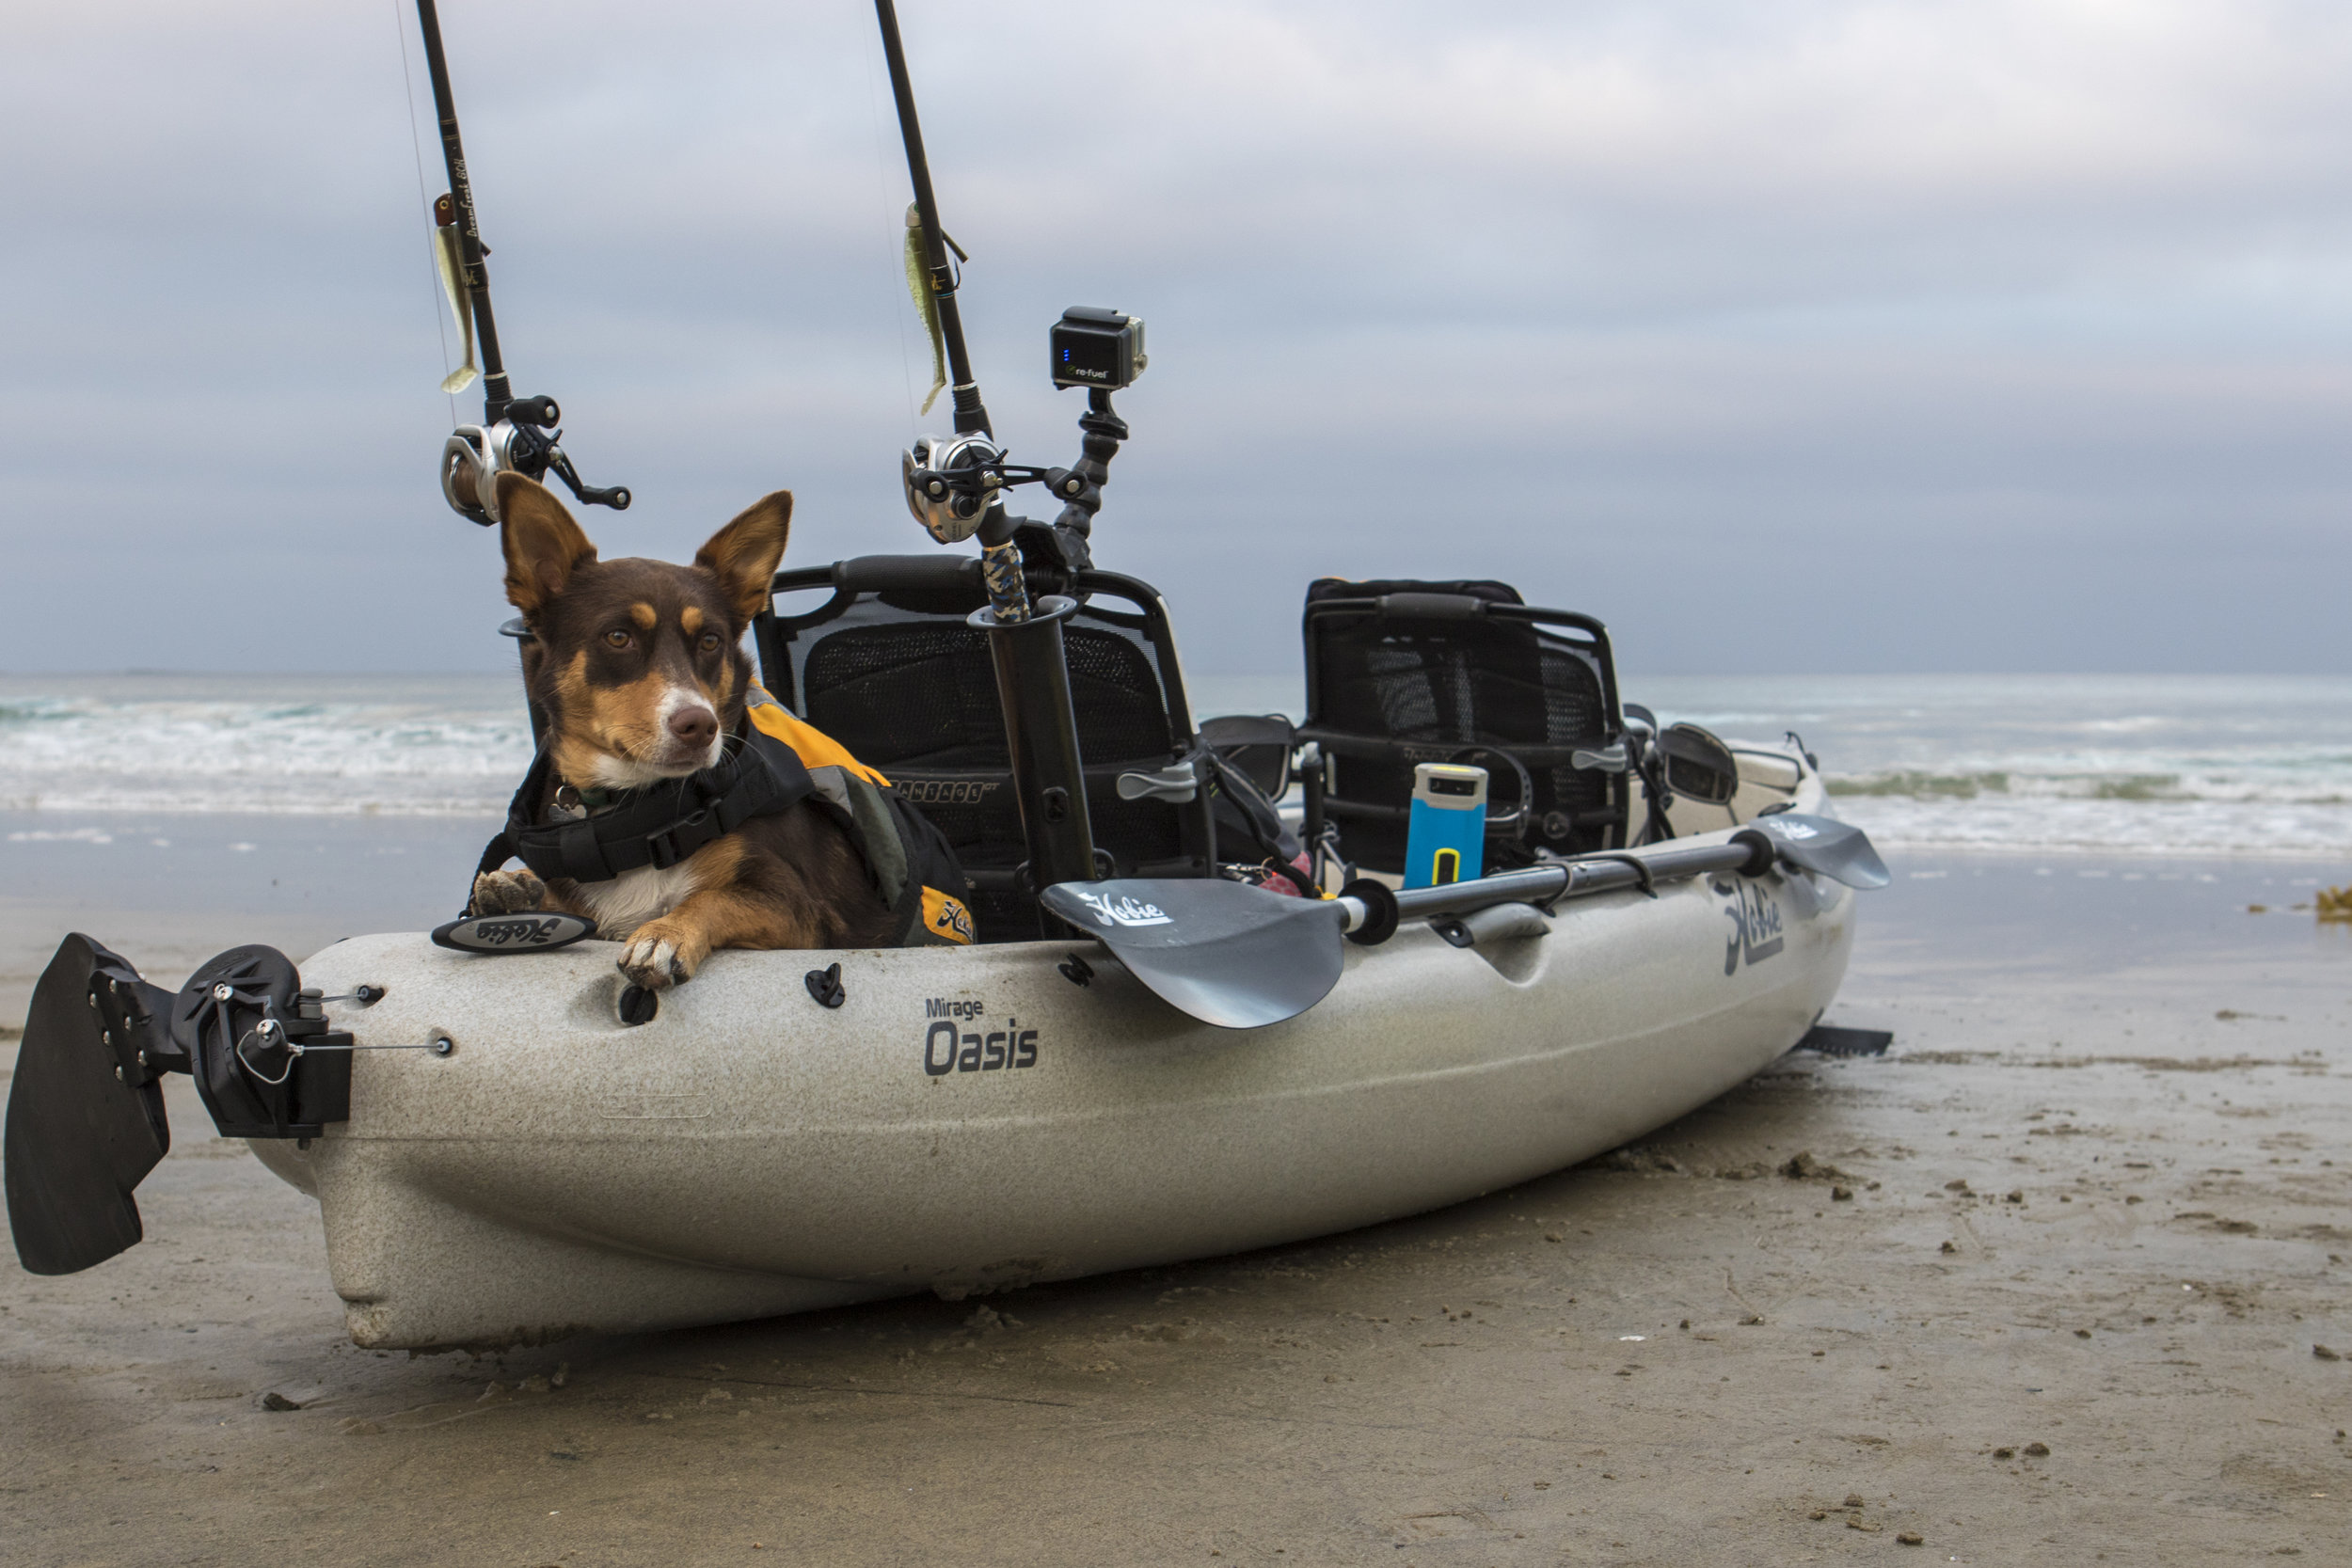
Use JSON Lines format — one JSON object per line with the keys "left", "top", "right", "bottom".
{"left": 4, "top": 0, "right": 2350, "bottom": 676}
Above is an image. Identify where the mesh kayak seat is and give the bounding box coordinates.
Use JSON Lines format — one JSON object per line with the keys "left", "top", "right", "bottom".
{"left": 753, "top": 556, "right": 1214, "bottom": 941}
{"left": 1295, "top": 578, "right": 1629, "bottom": 876}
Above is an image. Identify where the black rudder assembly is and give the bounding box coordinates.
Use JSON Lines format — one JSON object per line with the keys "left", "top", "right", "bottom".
{"left": 5, "top": 937, "right": 364, "bottom": 1276}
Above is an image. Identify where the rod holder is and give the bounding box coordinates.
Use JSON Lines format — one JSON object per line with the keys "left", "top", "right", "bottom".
{"left": 972, "top": 595, "right": 1096, "bottom": 896}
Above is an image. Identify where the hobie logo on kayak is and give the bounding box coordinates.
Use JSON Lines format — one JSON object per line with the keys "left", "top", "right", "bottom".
{"left": 1724, "top": 881, "right": 1785, "bottom": 975}
{"left": 431, "top": 911, "right": 595, "bottom": 954}
{"left": 1068, "top": 890, "right": 1172, "bottom": 928}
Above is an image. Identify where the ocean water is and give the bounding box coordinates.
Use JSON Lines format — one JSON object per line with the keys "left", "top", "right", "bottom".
{"left": 4, "top": 671, "right": 2351, "bottom": 861}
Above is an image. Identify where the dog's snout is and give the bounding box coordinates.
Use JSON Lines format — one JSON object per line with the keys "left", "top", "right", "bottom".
{"left": 668, "top": 706, "right": 719, "bottom": 749}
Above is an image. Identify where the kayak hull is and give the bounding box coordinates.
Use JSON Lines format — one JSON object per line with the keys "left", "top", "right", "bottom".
{"left": 263, "top": 801, "right": 1855, "bottom": 1349}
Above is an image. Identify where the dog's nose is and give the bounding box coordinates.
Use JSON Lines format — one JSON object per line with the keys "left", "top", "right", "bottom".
{"left": 668, "top": 706, "right": 719, "bottom": 749}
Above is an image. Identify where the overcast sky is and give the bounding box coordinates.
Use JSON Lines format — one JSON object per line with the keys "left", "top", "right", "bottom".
{"left": 5, "top": 0, "right": 2350, "bottom": 676}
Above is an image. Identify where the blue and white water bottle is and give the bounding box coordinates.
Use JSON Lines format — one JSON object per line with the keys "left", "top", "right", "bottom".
{"left": 1405, "top": 762, "right": 1487, "bottom": 889}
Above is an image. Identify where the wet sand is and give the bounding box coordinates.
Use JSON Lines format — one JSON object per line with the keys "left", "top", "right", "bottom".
{"left": 4, "top": 849, "right": 2349, "bottom": 1564}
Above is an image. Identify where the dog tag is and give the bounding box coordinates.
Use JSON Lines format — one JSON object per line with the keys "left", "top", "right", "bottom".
{"left": 430, "top": 912, "right": 596, "bottom": 955}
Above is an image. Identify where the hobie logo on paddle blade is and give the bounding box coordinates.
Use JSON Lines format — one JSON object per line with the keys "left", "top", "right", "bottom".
{"left": 1762, "top": 818, "right": 1819, "bottom": 841}
{"left": 431, "top": 912, "right": 596, "bottom": 954}
{"left": 1068, "top": 891, "right": 1173, "bottom": 928}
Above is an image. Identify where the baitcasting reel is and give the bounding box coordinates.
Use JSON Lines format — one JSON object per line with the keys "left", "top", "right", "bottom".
{"left": 440, "top": 395, "right": 631, "bottom": 527}
{"left": 901, "top": 430, "right": 1010, "bottom": 544}
{"left": 900, "top": 307, "right": 1147, "bottom": 552}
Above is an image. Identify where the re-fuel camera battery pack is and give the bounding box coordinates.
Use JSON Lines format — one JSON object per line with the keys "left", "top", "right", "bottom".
{"left": 1405, "top": 762, "right": 1488, "bottom": 889}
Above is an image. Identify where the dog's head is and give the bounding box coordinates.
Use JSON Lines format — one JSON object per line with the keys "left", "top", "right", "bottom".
{"left": 496, "top": 473, "right": 790, "bottom": 790}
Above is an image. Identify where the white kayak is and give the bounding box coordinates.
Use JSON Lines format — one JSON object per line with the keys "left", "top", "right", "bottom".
{"left": 226, "top": 745, "right": 1864, "bottom": 1350}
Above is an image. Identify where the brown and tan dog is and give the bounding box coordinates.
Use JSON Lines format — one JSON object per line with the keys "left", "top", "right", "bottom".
{"left": 470, "top": 472, "right": 906, "bottom": 990}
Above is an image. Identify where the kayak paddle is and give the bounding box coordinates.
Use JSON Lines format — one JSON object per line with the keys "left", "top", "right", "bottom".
{"left": 1041, "top": 815, "right": 1885, "bottom": 1029}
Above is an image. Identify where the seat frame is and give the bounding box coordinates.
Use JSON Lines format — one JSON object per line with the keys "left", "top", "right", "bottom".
{"left": 1295, "top": 588, "right": 1630, "bottom": 871}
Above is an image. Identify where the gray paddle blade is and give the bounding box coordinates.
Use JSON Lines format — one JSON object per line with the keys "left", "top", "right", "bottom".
{"left": 1752, "top": 813, "right": 1891, "bottom": 890}
{"left": 1040, "top": 879, "right": 1350, "bottom": 1029}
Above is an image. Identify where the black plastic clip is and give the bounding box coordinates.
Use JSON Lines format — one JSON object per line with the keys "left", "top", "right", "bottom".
{"left": 1057, "top": 952, "right": 1094, "bottom": 988}
{"left": 1428, "top": 915, "right": 1477, "bottom": 949}
{"left": 616, "top": 984, "right": 659, "bottom": 1027}
{"left": 805, "top": 962, "right": 846, "bottom": 1009}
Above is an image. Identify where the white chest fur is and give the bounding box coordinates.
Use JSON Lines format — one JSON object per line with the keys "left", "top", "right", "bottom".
{"left": 572, "top": 859, "right": 701, "bottom": 938}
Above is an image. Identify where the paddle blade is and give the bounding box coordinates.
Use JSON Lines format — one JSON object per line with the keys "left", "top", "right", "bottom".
{"left": 1752, "top": 813, "right": 1890, "bottom": 890}
{"left": 1040, "top": 879, "right": 1350, "bottom": 1029}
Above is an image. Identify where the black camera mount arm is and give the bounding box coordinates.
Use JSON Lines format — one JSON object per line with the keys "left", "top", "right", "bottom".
{"left": 415, "top": 0, "right": 628, "bottom": 526}
{"left": 1044, "top": 388, "right": 1129, "bottom": 548}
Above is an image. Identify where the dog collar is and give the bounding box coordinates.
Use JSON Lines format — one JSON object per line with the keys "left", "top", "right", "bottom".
{"left": 553, "top": 782, "right": 622, "bottom": 813}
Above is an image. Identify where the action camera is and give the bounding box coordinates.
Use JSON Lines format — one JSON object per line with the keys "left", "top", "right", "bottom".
{"left": 1049, "top": 307, "right": 1147, "bottom": 390}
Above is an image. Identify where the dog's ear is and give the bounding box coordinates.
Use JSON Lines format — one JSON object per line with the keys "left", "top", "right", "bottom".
{"left": 497, "top": 474, "right": 599, "bottom": 618}
{"left": 693, "top": 491, "right": 792, "bottom": 621}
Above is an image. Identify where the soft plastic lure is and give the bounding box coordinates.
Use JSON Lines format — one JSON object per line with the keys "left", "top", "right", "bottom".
{"left": 902, "top": 203, "right": 946, "bottom": 415}
{"left": 432, "top": 223, "right": 479, "bottom": 394}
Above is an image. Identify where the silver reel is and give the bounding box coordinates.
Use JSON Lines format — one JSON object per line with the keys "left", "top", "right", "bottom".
{"left": 901, "top": 432, "right": 1008, "bottom": 545}
{"left": 440, "top": 422, "right": 524, "bottom": 527}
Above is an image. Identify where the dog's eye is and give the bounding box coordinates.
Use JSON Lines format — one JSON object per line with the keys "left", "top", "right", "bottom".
{"left": 698, "top": 631, "right": 723, "bottom": 654}
{"left": 604, "top": 630, "right": 633, "bottom": 650}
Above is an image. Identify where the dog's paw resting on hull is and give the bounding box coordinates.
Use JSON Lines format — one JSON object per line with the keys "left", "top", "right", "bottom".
{"left": 617, "top": 923, "right": 694, "bottom": 990}
{"left": 466, "top": 472, "right": 968, "bottom": 993}
{"left": 616, "top": 907, "right": 749, "bottom": 992}
{"left": 471, "top": 868, "right": 548, "bottom": 915}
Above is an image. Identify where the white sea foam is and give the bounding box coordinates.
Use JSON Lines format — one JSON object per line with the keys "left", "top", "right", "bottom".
{"left": 4, "top": 671, "right": 2349, "bottom": 859}
{"left": 0, "top": 674, "right": 531, "bottom": 817}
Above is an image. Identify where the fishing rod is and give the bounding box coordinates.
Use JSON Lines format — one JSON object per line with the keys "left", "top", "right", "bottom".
{"left": 872, "top": 0, "right": 1152, "bottom": 898}
{"left": 875, "top": 0, "right": 989, "bottom": 446}
{"left": 413, "top": 0, "right": 628, "bottom": 526}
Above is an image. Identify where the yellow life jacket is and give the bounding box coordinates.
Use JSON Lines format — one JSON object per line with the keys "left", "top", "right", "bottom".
{"left": 746, "top": 687, "right": 976, "bottom": 946}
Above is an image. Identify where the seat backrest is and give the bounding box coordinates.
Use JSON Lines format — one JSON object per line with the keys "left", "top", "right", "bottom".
{"left": 1297, "top": 578, "right": 1627, "bottom": 872}
{"left": 754, "top": 557, "right": 1211, "bottom": 940}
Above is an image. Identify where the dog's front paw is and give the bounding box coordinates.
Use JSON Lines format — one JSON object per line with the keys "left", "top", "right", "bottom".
{"left": 617, "top": 919, "right": 707, "bottom": 991}
{"left": 471, "top": 868, "right": 547, "bottom": 914}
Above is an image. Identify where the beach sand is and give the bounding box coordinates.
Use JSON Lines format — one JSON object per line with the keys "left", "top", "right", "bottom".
{"left": 4, "top": 848, "right": 2349, "bottom": 1564}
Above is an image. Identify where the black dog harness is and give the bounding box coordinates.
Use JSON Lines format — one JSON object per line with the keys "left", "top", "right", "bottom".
{"left": 476, "top": 724, "right": 812, "bottom": 888}
{"left": 471, "top": 691, "right": 976, "bottom": 946}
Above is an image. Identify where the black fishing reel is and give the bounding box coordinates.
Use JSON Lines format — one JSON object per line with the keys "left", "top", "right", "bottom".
{"left": 441, "top": 395, "right": 631, "bottom": 527}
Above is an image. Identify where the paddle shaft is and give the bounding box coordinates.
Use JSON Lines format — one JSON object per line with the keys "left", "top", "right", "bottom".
{"left": 414, "top": 0, "right": 510, "bottom": 420}
{"left": 1341, "top": 835, "right": 1768, "bottom": 936}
